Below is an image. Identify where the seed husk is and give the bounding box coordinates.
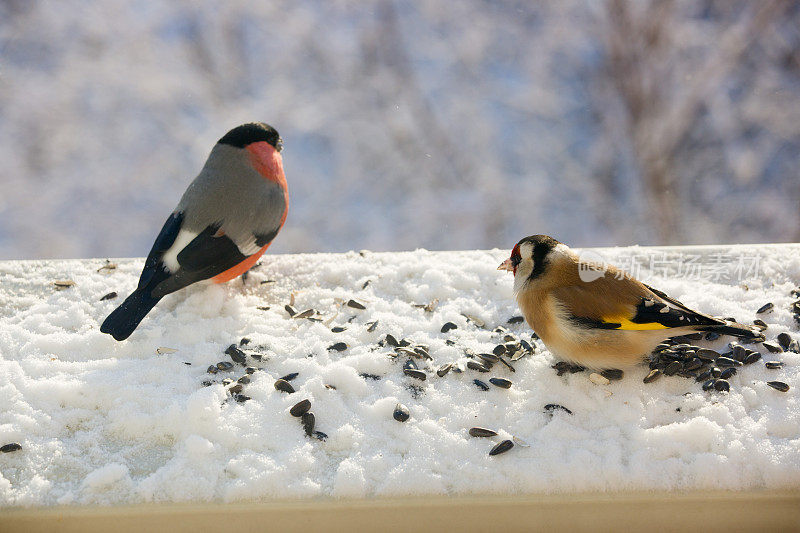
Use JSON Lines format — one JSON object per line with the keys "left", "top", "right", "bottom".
{"left": 489, "top": 377, "right": 512, "bottom": 389}
{"left": 473, "top": 379, "right": 490, "bottom": 391}
{"left": 589, "top": 373, "right": 610, "bottom": 385}
{"left": 767, "top": 381, "right": 790, "bottom": 392}
{"left": 413, "top": 346, "right": 432, "bottom": 360}
{"left": 216, "top": 361, "right": 234, "bottom": 371}
{"left": 291, "top": 308, "right": 313, "bottom": 319}
{"left": 503, "top": 334, "right": 516, "bottom": 343}
{"left": 492, "top": 345, "right": 506, "bottom": 356}
{"left": 403, "top": 358, "right": 418, "bottom": 370}
{"left": 753, "top": 319, "right": 768, "bottom": 331}
{"left": 0, "top": 443, "right": 22, "bottom": 453}
{"left": 100, "top": 291, "right": 118, "bottom": 301}
{"left": 467, "top": 361, "right": 490, "bottom": 373}
{"left": 643, "top": 369, "right": 662, "bottom": 383}
{"left": 469, "top": 427, "right": 498, "bottom": 437}
{"left": 777, "top": 333, "right": 792, "bottom": 350}
{"left": 714, "top": 379, "right": 730, "bottom": 392}
{"left": 403, "top": 368, "right": 427, "bottom": 381}
{"left": 385, "top": 334, "right": 400, "bottom": 347}
{"left": 601, "top": 369, "right": 624, "bottom": 381}
{"left": 328, "top": 342, "right": 348, "bottom": 352}
{"left": 393, "top": 403, "right": 410, "bottom": 422}
{"left": 489, "top": 440, "right": 514, "bottom": 456}
{"left": 225, "top": 344, "right": 247, "bottom": 364}
{"left": 301, "top": 412, "right": 315, "bottom": 436}
{"left": 762, "top": 342, "right": 782, "bottom": 353}
{"left": 478, "top": 353, "right": 500, "bottom": 364}
{"left": 280, "top": 372, "right": 299, "bottom": 381}
{"left": 462, "top": 314, "right": 485, "bottom": 327}
{"left": 498, "top": 357, "right": 516, "bottom": 372}
{"left": 765, "top": 361, "right": 784, "bottom": 369}
{"left": 544, "top": 404, "right": 573, "bottom": 415}
{"left": 53, "top": 280, "right": 75, "bottom": 289}
{"left": 290, "top": 400, "right": 311, "bottom": 417}
{"left": 507, "top": 316, "right": 524, "bottom": 324}
{"left": 366, "top": 321, "right": 379, "bottom": 332}
{"left": 441, "top": 322, "right": 458, "bottom": 333}
{"left": 436, "top": 363, "right": 453, "bottom": 377}
{"left": 228, "top": 384, "right": 243, "bottom": 394}
{"left": 285, "top": 304, "right": 297, "bottom": 317}
{"left": 347, "top": 299, "right": 366, "bottom": 310}
{"left": 756, "top": 302, "right": 774, "bottom": 314}
{"left": 274, "top": 379, "right": 295, "bottom": 393}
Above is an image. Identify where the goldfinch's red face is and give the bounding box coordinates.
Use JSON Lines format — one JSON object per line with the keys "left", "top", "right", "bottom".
{"left": 497, "top": 243, "right": 522, "bottom": 275}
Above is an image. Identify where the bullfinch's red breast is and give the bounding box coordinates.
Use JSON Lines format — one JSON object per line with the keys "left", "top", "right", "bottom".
{"left": 101, "top": 122, "right": 288, "bottom": 341}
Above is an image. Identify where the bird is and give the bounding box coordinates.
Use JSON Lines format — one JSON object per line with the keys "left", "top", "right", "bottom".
{"left": 101, "top": 122, "right": 288, "bottom": 341}
{"left": 497, "top": 235, "right": 764, "bottom": 369}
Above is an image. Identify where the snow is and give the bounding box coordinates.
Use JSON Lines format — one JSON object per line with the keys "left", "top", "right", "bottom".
{"left": 1, "top": 243, "right": 799, "bottom": 507}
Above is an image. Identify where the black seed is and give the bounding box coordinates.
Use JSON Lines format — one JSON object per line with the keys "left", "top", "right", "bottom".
{"left": 280, "top": 372, "right": 299, "bottom": 382}
{"left": 716, "top": 357, "right": 741, "bottom": 368}
{"left": 489, "top": 377, "right": 512, "bottom": 389}
{"left": 99, "top": 291, "right": 118, "bottom": 301}
{"left": 762, "top": 342, "right": 783, "bottom": 353}
{"left": 293, "top": 308, "right": 314, "bottom": 319}
{"left": 257, "top": 306, "right": 270, "bottom": 311}
{"left": 664, "top": 361, "right": 682, "bottom": 376}
{"left": 234, "top": 394, "right": 251, "bottom": 403}
{"left": 507, "top": 316, "right": 524, "bottom": 324}
{"left": 644, "top": 369, "right": 662, "bottom": 383}
{"left": 274, "top": 379, "right": 295, "bottom": 393}
{"left": 601, "top": 369, "right": 624, "bottom": 381}
{"left": 469, "top": 427, "right": 498, "bottom": 437}
{"left": 732, "top": 345, "right": 747, "bottom": 361}
{"left": 498, "top": 357, "right": 516, "bottom": 372}
{"left": 201, "top": 380, "right": 213, "bottom": 387}
{"left": 285, "top": 304, "right": 297, "bottom": 317}
{"left": 239, "top": 338, "right": 251, "bottom": 346}
{"left": 704, "top": 331, "right": 721, "bottom": 341}
{"left": 478, "top": 353, "right": 499, "bottom": 365}
{"left": 473, "top": 379, "right": 490, "bottom": 391}
{"left": 714, "top": 379, "right": 730, "bottom": 392}
{"left": 393, "top": 403, "right": 410, "bottom": 422}
{"left": 753, "top": 319, "right": 768, "bottom": 330}
{"left": 290, "top": 399, "right": 311, "bottom": 417}
{"left": 331, "top": 326, "right": 347, "bottom": 333}
{"left": 245, "top": 367, "right": 257, "bottom": 375}
{"left": 544, "top": 404, "right": 572, "bottom": 415}
{"left": 385, "top": 334, "right": 399, "bottom": 347}
{"left": 441, "top": 322, "right": 458, "bottom": 333}
{"left": 493, "top": 326, "right": 508, "bottom": 334}
{"left": 568, "top": 364, "right": 586, "bottom": 374}
{"left": 683, "top": 358, "right": 703, "bottom": 372}
{"left": 437, "top": 363, "right": 453, "bottom": 377}
{"left": 493, "top": 345, "right": 506, "bottom": 356}
{"left": 1, "top": 443, "right": 22, "bottom": 453}
{"left": 695, "top": 349, "right": 719, "bottom": 362}
{"left": 362, "top": 280, "right": 371, "bottom": 289}
{"left": 503, "top": 334, "right": 516, "bottom": 343}
{"left": 702, "top": 379, "right": 717, "bottom": 391}
{"left": 765, "top": 361, "right": 784, "bottom": 369}
{"left": 467, "top": 361, "right": 490, "bottom": 373}
{"left": 414, "top": 347, "right": 432, "bottom": 360}
{"left": 489, "top": 440, "right": 514, "bottom": 456}
{"left": 367, "top": 321, "right": 379, "bottom": 332}
{"left": 767, "top": 381, "right": 790, "bottom": 392}
{"left": 228, "top": 384, "right": 243, "bottom": 394}
{"left": 744, "top": 352, "right": 762, "bottom": 365}
{"left": 225, "top": 344, "right": 247, "bottom": 365}
{"left": 347, "top": 299, "right": 366, "bottom": 310}
{"left": 237, "top": 376, "right": 251, "bottom": 384}
{"left": 445, "top": 340, "right": 455, "bottom": 345}
{"left": 519, "top": 339, "right": 534, "bottom": 352}
{"left": 207, "top": 365, "right": 218, "bottom": 374}
{"left": 313, "top": 431, "right": 328, "bottom": 441}
{"left": 328, "top": 342, "right": 348, "bottom": 352}
{"left": 324, "top": 384, "right": 336, "bottom": 390}
{"left": 756, "top": 302, "right": 774, "bottom": 314}
{"left": 777, "top": 333, "right": 792, "bottom": 350}
{"left": 359, "top": 373, "right": 381, "bottom": 381}
{"left": 710, "top": 367, "right": 722, "bottom": 378}
{"left": 216, "top": 361, "right": 234, "bottom": 371}
{"left": 719, "top": 367, "right": 737, "bottom": 379}
{"left": 696, "top": 370, "right": 712, "bottom": 382}
{"left": 403, "top": 368, "right": 427, "bottom": 381}
{"left": 301, "top": 412, "right": 315, "bottom": 435}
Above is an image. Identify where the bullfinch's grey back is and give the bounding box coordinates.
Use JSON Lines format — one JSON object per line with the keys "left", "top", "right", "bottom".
{"left": 100, "top": 122, "right": 288, "bottom": 341}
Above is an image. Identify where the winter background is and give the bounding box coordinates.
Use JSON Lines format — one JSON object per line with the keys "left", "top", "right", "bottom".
{"left": 0, "top": 0, "right": 799, "bottom": 258}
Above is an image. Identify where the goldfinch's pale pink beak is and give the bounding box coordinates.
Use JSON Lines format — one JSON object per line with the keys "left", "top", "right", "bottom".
{"left": 497, "top": 258, "right": 514, "bottom": 272}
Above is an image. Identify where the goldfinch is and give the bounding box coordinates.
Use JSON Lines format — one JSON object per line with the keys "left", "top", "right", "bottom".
{"left": 498, "top": 235, "right": 764, "bottom": 368}
{"left": 101, "top": 122, "right": 288, "bottom": 341}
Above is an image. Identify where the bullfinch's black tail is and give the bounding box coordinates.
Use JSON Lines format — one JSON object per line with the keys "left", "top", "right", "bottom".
{"left": 100, "top": 289, "right": 162, "bottom": 341}
{"left": 698, "top": 322, "right": 765, "bottom": 341}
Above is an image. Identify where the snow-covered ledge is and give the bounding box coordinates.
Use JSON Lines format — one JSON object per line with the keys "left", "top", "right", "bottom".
{"left": 1, "top": 244, "right": 799, "bottom": 508}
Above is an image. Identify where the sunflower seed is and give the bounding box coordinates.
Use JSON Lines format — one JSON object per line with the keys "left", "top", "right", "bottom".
{"left": 53, "top": 280, "right": 75, "bottom": 289}
{"left": 301, "top": 412, "right": 315, "bottom": 435}
{"left": 492, "top": 345, "right": 506, "bottom": 356}
{"left": 462, "top": 314, "right": 485, "bottom": 327}
{"left": 489, "top": 440, "right": 514, "bottom": 456}
{"left": 714, "top": 379, "right": 730, "bottom": 392}
{"left": 704, "top": 331, "right": 720, "bottom": 341}
{"left": 216, "top": 361, "right": 234, "bottom": 371}
{"left": 237, "top": 376, "right": 251, "bottom": 384}
{"left": 753, "top": 319, "right": 768, "bottom": 331}
{"left": 478, "top": 353, "right": 500, "bottom": 364}
{"left": 469, "top": 427, "right": 498, "bottom": 437}
{"left": 664, "top": 361, "right": 682, "bottom": 376}
{"left": 683, "top": 358, "right": 703, "bottom": 371}
{"left": 498, "top": 358, "right": 516, "bottom": 372}
{"left": 403, "top": 368, "right": 427, "bottom": 381}
{"left": 696, "top": 370, "right": 712, "bottom": 382}
{"left": 156, "top": 347, "right": 177, "bottom": 355}
{"left": 719, "top": 367, "right": 736, "bottom": 379}
{"left": 207, "top": 365, "right": 218, "bottom": 374}
{"left": 1, "top": 443, "right": 22, "bottom": 453}
{"left": 280, "top": 372, "right": 299, "bottom": 381}
{"left": 324, "top": 384, "right": 336, "bottom": 390}
{"left": 285, "top": 305, "right": 297, "bottom": 317}
{"left": 777, "top": 333, "right": 792, "bottom": 350}
{"left": 767, "top": 381, "right": 790, "bottom": 392}
{"left": 643, "top": 369, "right": 662, "bottom": 383}
{"left": 347, "top": 299, "right": 366, "bottom": 310}
{"left": 228, "top": 384, "right": 243, "bottom": 394}
{"left": 762, "top": 342, "right": 782, "bottom": 353}
{"left": 257, "top": 306, "right": 271, "bottom": 311}
{"left": 224, "top": 344, "right": 247, "bottom": 364}
{"left": 313, "top": 431, "right": 328, "bottom": 441}
{"left": 601, "top": 369, "right": 624, "bottom": 381}
{"left": 385, "top": 334, "right": 399, "bottom": 347}
{"left": 507, "top": 316, "right": 524, "bottom": 324}
{"left": 414, "top": 346, "right": 432, "bottom": 360}
{"left": 493, "top": 326, "right": 508, "bottom": 334}
{"left": 274, "top": 379, "right": 295, "bottom": 393}
{"left": 245, "top": 367, "right": 256, "bottom": 375}
{"left": 467, "top": 361, "right": 491, "bottom": 373}
{"left": 789, "top": 340, "right": 800, "bottom": 353}
{"left": 436, "top": 363, "right": 453, "bottom": 377}
{"left": 756, "top": 303, "right": 774, "bottom": 314}
{"left": 366, "top": 321, "right": 379, "bottom": 332}
{"left": 589, "top": 373, "right": 610, "bottom": 385}
{"left": 404, "top": 358, "right": 418, "bottom": 370}
{"left": 328, "top": 342, "right": 348, "bottom": 352}
{"left": 765, "top": 361, "right": 784, "bottom": 369}
{"left": 744, "top": 352, "right": 762, "bottom": 365}
{"left": 239, "top": 338, "right": 251, "bottom": 346}
{"left": 100, "top": 292, "right": 118, "bottom": 301}
{"left": 544, "top": 404, "right": 572, "bottom": 415}
{"left": 393, "top": 403, "right": 410, "bottom": 422}
{"left": 441, "top": 322, "right": 458, "bottom": 333}
{"left": 293, "top": 308, "right": 314, "bottom": 319}
{"left": 519, "top": 339, "right": 533, "bottom": 352}
{"left": 331, "top": 326, "right": 347, "bottom": 333}
{"left": 503, "top": 334, "right": 517, "bottom": 343}
{"left": 702, "top": 379, "right": 717, "bottom": 391}
{"left": 472, "top": 379, "right": 489, "bottom": 391}
{"left": 489, "top": 377, "right": 512, "bottom": 389}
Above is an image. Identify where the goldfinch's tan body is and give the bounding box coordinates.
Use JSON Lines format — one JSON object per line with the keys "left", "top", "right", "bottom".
{"left": 500, "top": 235, "right": 763, "bottom": 369}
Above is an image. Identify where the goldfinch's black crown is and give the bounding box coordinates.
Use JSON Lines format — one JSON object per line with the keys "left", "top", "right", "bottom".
{"left": 218, "top": 122, "right": 282, "bottom": 151}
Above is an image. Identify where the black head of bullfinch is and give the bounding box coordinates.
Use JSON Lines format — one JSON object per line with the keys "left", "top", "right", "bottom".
{"left": 100, "top": 122, "right": 289, "bottom": 341}
{"left": 498, "top": 234, "right": 764, "bottom": 369}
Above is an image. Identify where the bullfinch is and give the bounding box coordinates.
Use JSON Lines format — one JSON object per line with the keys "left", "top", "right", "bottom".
{"left": 101, "top": 122, "right": 288, "bottom": 341}
{"left": 498, "top": 235, "right": 764, "bottom": 369}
